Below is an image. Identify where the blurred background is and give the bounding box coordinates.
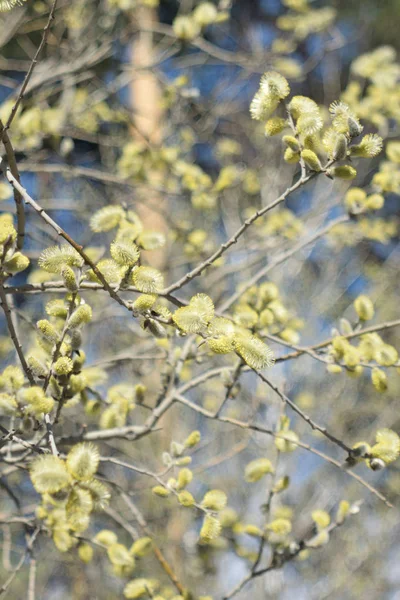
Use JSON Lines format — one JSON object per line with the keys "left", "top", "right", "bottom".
{"left": 1, "top": 0, "right": 400, "bottom": 598}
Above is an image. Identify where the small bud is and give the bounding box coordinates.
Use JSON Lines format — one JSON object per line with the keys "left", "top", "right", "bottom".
{"left": 70, "top": 330, "right": 82, "bottom": 350}
{"left": 45, "top": 299, "right": 68, "bottom": 318}
{"left": 23, "top": 386, "right": 54, "bottom": 415}
{"left": 72, "top": 350, "right": 86, "bottom": 373}
{"left": 30, "top": 455, "right": 70, "bottom": 494}
{"left": 3, "top": 252, "right": 30, "bottom": 274}
{"left": 371, "top": 428, "right": 400, "bottom": 463}
{"left": 354, "top": 295, "right": 374, "bottom": 321}
{"left": 132, "top": 294, "right": 157, "bottom": 313}
{"left": 366, "top": 193, "right": 384, "bottom": 211}
{"left": 130, "top": 537, "right": 152, "bottom": 557}
{"left": 272, "top": 475, "right": 290, "bottom": 493}
{"left": 343, "top": 346, "right": 360, "bottom": 368}
{"left": 170, "top": 442, "right": 184, "bottom": 457}
{"left": 243, "top": 524, "right": 263, "bottom": 537}
{"left": 0, "top": 222, "right": 16, "bottom": 245}
{"left": 201, "top": 490, "right": 227, "bottom": 511}
{"left": 66, "top": 442, "right": 100, "bottom": 481}
{"left": 332, "top": 134, "right": 348, "bottom": 160}
{"left": 93, "top": 530, "right": 118, "bottom": 547}
{"left": 124, "top": 579, "right": 158, "bottom": 599}
{"left": 199, "top": 515, "right": 221, "bottom": 543}
{"left": 371, "top": 367, "right": 388, "bottom": 393}
{"left": 348, "top": 116, "right": 363, "bottom": 138}
{"left": 282, "top": 135, "right": 300, "bottom": 152}
{"left": 134, "top": 384, "right": 146, "bottom": 404}
{"left": 311, "top": 510, "right": 330, "bottom": 529}
{"left": 326, "top": 364, "right": 343, "bottom": 374}
{"left": 307, "top": 529, "right": 330, "bottom": 548}
{"left": 175, "top": 456, "right": 192, "bottom": 466}
{"left": 54, "top": 356, "right": 74, "bottom": 376}
{"left": 37, "top": 319, "right": 59, "bottom": 343}
{"left": 162, "top": 452, "right": 173, "bottom": 467}
{"left": 177, "top": 468, "right": 193, "bottom": 490}
{"left": 301, "top": 149, "right": 322, "bottom": 172}
{"left": 275, "top": 430, "right": 299, "bottom": 453}
{"left": 336, "top": 500, "right": 350, "bottom": 524}
{"left": 110, "top": 241, "right": 140, "bottom": 267}
{"left": 327, "top": 165, "right": 357, "bottom": 180}
{"left": 265, "top": 518, "right": 292, "bottom": 536}
{"left": 369, "top": 458, "right": 385, "bottom": 471}
{"left": 167, "top": 478, "right": 177, "bottom": 490}
{"left": 178, "top": 491, "right": 195, "bottom": 507}
{"left": 61, "top": 265, "right": 78, "bottom": 292}
{"left": 173, "top": 16, "right": 200, "bottom": 40}
{"left": 344, "top": 188, "right": 367, "bottom": 214}
{"left": 78, "top": 543, "right": 93, "bottom": 563}
{"left": 265, "top": 117, "right": 287, "bottom": 136}
{"left": 375, "top": 344, "right": 398, "bottom": 366}
{"left": 107, "top": 543, "right": 135, "bottom": 570}
{"left": 244, "top": 458, "right": 274, "bottom": 482}
{"left": 192, "top": 2, "right": 218, "bottom": 27}
{"left": 284, "top": 148, "right": 300, "bottom": 164}
{"left": 184, "top": 430, "right": 201, "bottom": 448}
{"left": 27, "top": 355, "right": 48, "bottom": 378}
{"left": 68, "top": 304, "right": 92, "bottom": 329}
{"left": 60, "top": 137, "right": 74, "bottom": 157}
{"left": 152, "top": 486, "right": 170, "bottom": 498}
{"left": 350, "top": 133, "right": 383, "bottom": 158}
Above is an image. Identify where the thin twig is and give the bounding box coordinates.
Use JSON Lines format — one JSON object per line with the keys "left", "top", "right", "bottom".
{"left": 0, "top": 528, "right": 40, "bottom": 597}
{"left": 0, "top": 129, "right": 25, "bottom": 249}
{"left": 164, "top": 173, "right": 314, "bottom": 294}
{"left": 27, "top": 556, "right": 36, "bottom": 600}
{"left": 2, "top": 0, "right": 59, "bottom": 134}
{"left": 3, "top": 280, "right": 185, "bottom": 307}
{"left": 173, "top": 393, "right": 392, "bottom": 508}
{"left": 255, "top": 371, "right": 353, "bottom": 454}
{"left": 0, "top": 280, "right": 35, "bottom": 385}
{"left": 218, "top": 214, "right": 350, "bottom": 313}
{"left": 5, "top": 170, "right": 134, "bottom": 316}
{"left": 120, "top": 492, "right": 186, "bottom": 595}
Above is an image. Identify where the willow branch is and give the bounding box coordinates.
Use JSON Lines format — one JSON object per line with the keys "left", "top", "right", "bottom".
{"left": 2, "top": 0, "right": 58, "bottom": 134}
{"left": 218, "top": 213, "right": 350, "bottom": 313}
{"left": 173, "top": 393, "right": 392, "bottom": 508}
{"left": 5, "top": 170, "right": 134, "bottom": 315}
{"left": 0, "top": 280, "right": 34, "bottom": 385}
{"left": 163, "top": 172, "right": 315, "bottom": 294}
{"left": 0, "top": 128, "right": 25, "bottom": 249}
{"left": 0, "top": 528, "right": 40, "bottom": 597}
{"left": 255, "top": 371, "right": 353, "bottom": 454}
{"left": 120, "top": 492, "right": 186, "bottom": 595}
{"left": 3, "top": 280, "right": 185, "bottom": 307}
{"left": 275, "top": 318, "right": 400, "bottom": 364}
